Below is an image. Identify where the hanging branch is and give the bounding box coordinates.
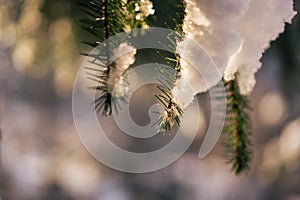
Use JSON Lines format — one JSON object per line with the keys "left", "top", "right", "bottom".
{"left": 79, "top": 0, "right": 155, "bottom": 116}
{"left": 155, "top": 0, "right": 186, "bottom": 132}
{"left": 102, "top": 0, "right": 113, "bottom": 116}
{"left": 154, "top": 63, "right": 183, "bottom": 132}
{"left": 79, "top": 0, "right": 131, "bottom": 116}
{"left": 223, "top": 76, "right": 253, "bottom": 174}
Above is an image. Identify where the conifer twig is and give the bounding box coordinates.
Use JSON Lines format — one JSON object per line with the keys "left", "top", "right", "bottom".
{"left": 224, "top": 77, "right": 252, "bottom": 174}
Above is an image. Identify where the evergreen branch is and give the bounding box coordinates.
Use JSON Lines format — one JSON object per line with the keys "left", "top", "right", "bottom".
{"left": 78, "top": 0, "right": 127, "bottom": 116}
{"left": 154, "top": 0, "right": 185, "bottom": 132}
{"left": 79, "top": 0, "right": 154, "bottom": 116}
{"left": 223, "top": 77, "right": 253, "bottom": 175}
{"left": 154, "top": 93, "right": 183, "bottom": 133}
{"left": 102, "top": 0, "right": 113, "bottom": 116}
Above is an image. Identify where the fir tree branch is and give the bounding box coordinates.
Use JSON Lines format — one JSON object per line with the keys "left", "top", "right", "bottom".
{"left": 155, "top": 0, "right": 185, "bottom": 132}
{"left": 103, "top": 0, "right": 113, "bottom": 116}
{"left": 224, "top": 77, "right": 253, "bottom": 175}
{"left": 154, "top": 50, "right": 182, "bottom": 132}
{"left": 78, "top": 0, "right": 127, "bottom": 116}
{"left": 79, "top": 0, "right": 154, "bottom": 116}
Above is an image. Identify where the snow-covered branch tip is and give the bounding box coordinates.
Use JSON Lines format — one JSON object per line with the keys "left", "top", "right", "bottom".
{"left": 80, "top": 0, "right": 155, "bottom": 115}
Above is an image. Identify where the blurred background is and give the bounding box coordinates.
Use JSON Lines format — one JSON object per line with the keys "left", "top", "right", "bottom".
{"left": 0, "top": 0, "right": 300, "bottom": 199}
